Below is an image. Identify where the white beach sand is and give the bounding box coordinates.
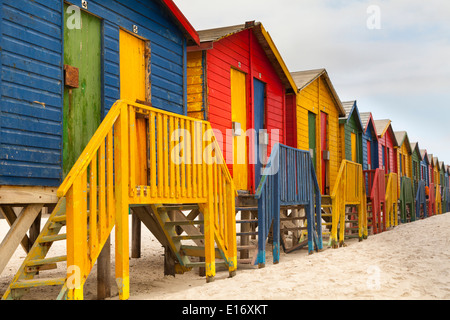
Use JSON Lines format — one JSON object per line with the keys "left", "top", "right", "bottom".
{"left": 1, "top": 212, "right": 449, "bottom": 300}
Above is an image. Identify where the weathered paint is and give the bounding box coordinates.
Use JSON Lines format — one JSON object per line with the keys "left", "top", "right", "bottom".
{"left": 395, "top": 132, "right": 412, "bottom": 191}
{"left": 63, "top": 5, "right": 102, "bottom": 177}
{"left": 0, "top": 0, "right": 197, "bottom": 187}
{"left": 254, "top": 78, "right": 266, "bottom": 188}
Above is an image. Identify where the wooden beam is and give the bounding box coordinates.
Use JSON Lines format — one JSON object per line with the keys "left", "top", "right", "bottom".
{"left": 97, "top": 236, "right": 111, "bottom": 300}
{"left": 0, "top": 186, "right": 57, "bottom": 205}
{"left": 0, "top": 204, "right": 44, "bottom": 275}
{"left": 0, "top": 206, "right": 31, "bottom": 253}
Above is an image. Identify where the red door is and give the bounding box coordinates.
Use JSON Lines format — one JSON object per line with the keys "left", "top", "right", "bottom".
{"left": 320, "top": 112, "right": 328, "bottom": 193}
{"left": 367, "top": 141, "right": 372, "bottom": 170}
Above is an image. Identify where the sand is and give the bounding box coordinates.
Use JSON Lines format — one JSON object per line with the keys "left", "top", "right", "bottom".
{"left": 1, "top": 212, "right": 450, "bottom": 300}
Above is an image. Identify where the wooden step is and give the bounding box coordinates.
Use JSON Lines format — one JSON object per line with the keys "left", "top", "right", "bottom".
{"left": 172, "top": 234, "right": 204, "bottom": 241}
{"left": 162, "top": 204, "right": 199, "bottom": 211}
{"left": 237, "top": 231, "right": 258, "bottom": 236}
{"left": 165, "top": 220, "right": 204, "bottom": 227}
{"left": 281, "top": 227, "right": 307, "bottom": 232}
{"left": 39, "top": 234, "right": 66, "bottom": 243}
{"left": 180, "top": 245, "right": 221, "bottom": 257}
{"left": 237, "top": 245, "right": 257, "bottom": 251}
{"left": 26, "top": 255, "right": 67, "bottom": 267}
{"left": 235, "top": 219, "right": 258, "bottom": 224}
{"left": 185, "top": 261, "right": 228, "bottom": 268}
{"left": 236, "top": 207, "right": 258, "bottom": 211}
{"left": 10, "top": 278, "right": 66, "bottom": 289}
{"left": 280, "top": 216, "right": 306, "bottom": 221}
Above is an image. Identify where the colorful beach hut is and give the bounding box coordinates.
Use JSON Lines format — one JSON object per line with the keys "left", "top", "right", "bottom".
{"left": 360, "top": 112, "right": 379, "bottom": 171}
{"left": 339, "top": 101, "right": 364, "bottom": 165}
{"left": 1, "top": 0, "right": 244, "bottom": 300}
{"left": 289, "top": 69, "right": 346, "bottom": 195}
{"left": 420, "top": 149, "right": 430, "bottom": 186}
{"left": 374, "top": 120, "right": 398, "bottom": 174}
{"left": 187, "top": 21, "right": 297, "bottom": 193}
{"left": 433, "top": 157, "right": 442, "bottom": 214}
{"left": 395, "top": 131, "right": 414, "bottom": 223}
{"left": 411, "top": 143, "right": 427, "bottom": 219}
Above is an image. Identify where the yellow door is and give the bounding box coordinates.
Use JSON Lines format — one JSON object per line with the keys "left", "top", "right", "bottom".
{"left": 351, "top": 132, "right": 357, "bottom": 163}
{"left": 231, "top": 68, "right": 248, "bottom": 191}
{"left": 120, "top": 29, "right": 148, "bottom": 185}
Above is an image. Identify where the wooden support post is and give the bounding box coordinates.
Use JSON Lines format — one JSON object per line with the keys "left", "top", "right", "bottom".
{"left": 131, "top": 211, "right": 141, "bottom": 259}
{"left": 0, "top": 206, "right": 31, "bottom": 254}
{"left": 97, "top": 236, "right": 111, "bottom": 300}
{"left": 164, "top": 245, "right": 176, "bottom": 277}
{"left": 114, "top": 104, "right": 130, "bottom": 300}
{"left": 0, "top": 204, "right": 43, "bottom": 275}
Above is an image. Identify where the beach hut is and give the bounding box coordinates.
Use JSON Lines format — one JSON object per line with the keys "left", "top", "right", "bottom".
{"left": 394, "top": 131, "right": 414, "bottom": 223}
{"left": 289, "top": 69, "right": 346, "bottom": 195}
{"left": 360, "top": 112, "right": 385, "bottom": 234}
{"left": 289, "top": 69, "right": 358, "bottom": 246}
{"left": 374, "top": 120, "right": 399, "bottom": 229}
{"left": 433, "top": 157, "right": 442, "bottom": 214}
{"left": 186, "top": 21, "right": 297, "bottom": 193}
{"left": 1, "top": 0, "right": 243, "bottom": 300}
{"left": 360, "top": 112, "right": 379, "bottom": 171}
{"left": 411, "top": 143, "right": 426, "bottom": 219}
{"left": 428, "top": 154, "right": 437, "bottom": 215}
{"left": 186, "top": 22, "right": 323, "bottom": 264}
{"left": 339, "top": 101, "right": 364, "bottom": 166}
{"left": 420, "top": 149, "right": 430, "bottom": 186}
{"left": 374, "top": 120, "right": 398, "bottom": 175}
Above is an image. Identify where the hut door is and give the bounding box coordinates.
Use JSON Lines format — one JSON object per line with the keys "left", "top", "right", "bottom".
{"left": 367, "top": 141, "right": 372, "bottom": 170}
{"left": 120, "top": 29, "right": 149, "bottom": 186}
{"left": 230, "top": 68, "right": 248, "bottom": 191}
{"left": 254, "top": 79, "right": 266, "bottom": 189}
{"left": 320, "top": 112, "right": 328, "bottom": 194}
{"left": 351, "top": 133, "right": 357, "bottom": 163}
{"left": 63, "top": 6, "right": 101, "bottom": 177}
{"left": 308, "top": 112, "right": 316, "bottom": 171}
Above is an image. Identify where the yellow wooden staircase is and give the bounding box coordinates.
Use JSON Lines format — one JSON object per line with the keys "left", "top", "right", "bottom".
{"left": 2, "top": 100, "right": 237, "bottom": 300}
{"left": 328, "top": 160, "right": 368, "bottom": 248}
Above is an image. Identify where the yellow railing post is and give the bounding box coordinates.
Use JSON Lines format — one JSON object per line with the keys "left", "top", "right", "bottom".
{"left": 66, "top": 175, "right": 86, "bottom": 300}
{"left": 114, "top": 103, "right": 130, "bottom": 300}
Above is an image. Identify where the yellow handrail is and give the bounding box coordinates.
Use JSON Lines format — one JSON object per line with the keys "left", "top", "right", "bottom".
{"left": 57, "top": 100, "right": 237, "bottom": 299}
{"left": 385, "top": 173, "right": 399, "bottom": 229}
{"left": 330, "top": 160, "right": 367, "bottom": 248}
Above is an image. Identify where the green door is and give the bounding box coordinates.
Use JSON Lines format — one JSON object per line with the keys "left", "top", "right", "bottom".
{"left": 308, "top": 112, "right": 316, "bottom": 170}
{"left": 63, "top": 5, "right": 102, "bottom": 177}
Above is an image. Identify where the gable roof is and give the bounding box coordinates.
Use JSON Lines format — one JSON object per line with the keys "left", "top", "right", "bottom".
{"left": 428, "top": 154, "right": 434, "bottom": 168}
{"left": 340, "top": 100, "right": 364, "bottom": 131}
{"left": 194, "top": 21, "right": 297, "bottom": 93}
{"left": 374, "top": 119, "right": 398, "bottom": 146}
{"left": 359, "top": 112, "right": 379, "bottom": 138}
{"left": 160, "top": 0, "right": 200, "bottom": 46}
{"left": 395, "top": 131, "right": 411, "bottom": 153}
{"left": 410, "top": 142, "right": 422, "bottom": 161}
{"left": 290, "top": 68, "right": 346, "bottom": 117}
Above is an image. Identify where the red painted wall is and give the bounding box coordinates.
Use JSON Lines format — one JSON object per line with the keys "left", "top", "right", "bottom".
{"left": 205, "top": 29, "right": 286, "bottom": 192}
{"left": 378, "top": 129, "right": 397, "bottom": 174}
{"left": 285, "top": 94, "right": 297, "bottom": 148}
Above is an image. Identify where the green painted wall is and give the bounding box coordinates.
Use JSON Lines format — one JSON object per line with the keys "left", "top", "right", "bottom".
{"left": 63, "top": 5, "right": 102, "bottom": 177}
{"left": 343, "top": 112, "right": 363, "bottom": 165}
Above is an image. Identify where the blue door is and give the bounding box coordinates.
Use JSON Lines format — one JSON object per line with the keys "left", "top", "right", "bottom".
{"left": 254, "top": 79, "right": 266, "bottom": 188}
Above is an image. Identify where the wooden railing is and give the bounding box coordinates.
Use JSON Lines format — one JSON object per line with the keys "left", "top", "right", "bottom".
{"left": 428, "top": 182, "right": 436, "bottom": 216}
{"left": 364, "top": 169, "right": 386, "bottom": 234}
{"left": 435, "top": 184, "right": 442, "bottom": 214}
{"left": 415, "top": 180, "right": 427, "bottom": 219}
{"left": 255, "top": 144, "right": 322, "bottom": 267}
{"left": 330, "top": 160, "right": 367, "bottom": 248}
{"left": 57, "top": 100, "right": 237, "bottom": 299}
{"left": 399, "top": 176, "right": 414, "bottom": 223}
{"left": 385, "top": 173, "right": 398, "bottom": 229}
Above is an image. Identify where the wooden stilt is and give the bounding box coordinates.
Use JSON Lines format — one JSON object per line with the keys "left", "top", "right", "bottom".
{"left": 97, "top": 236, "right": 111, "bottom": 300}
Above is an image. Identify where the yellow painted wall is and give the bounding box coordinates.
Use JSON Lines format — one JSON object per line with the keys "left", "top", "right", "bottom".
{"left": 296, "top": 76, "right": 340, "bottom": 194}
{"left": 186, "top": 51, "right": 205, "bottom": 120}
{"left": 396, "top": 142, "right": 412, "bottom": 190}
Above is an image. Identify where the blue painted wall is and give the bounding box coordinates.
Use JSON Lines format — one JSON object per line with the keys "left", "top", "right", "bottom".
{"left": 0, "top": 0, "right": 188, "bottom": 187}
{"left": 362, "top": 120, "right": 379, "bottom": 171}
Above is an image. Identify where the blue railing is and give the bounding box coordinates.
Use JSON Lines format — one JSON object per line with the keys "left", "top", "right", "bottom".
{"left": 255, "top": 144, "right": 322, "bottom": 267}
{"left": 415, "top": 180, "right": 427, "bottom": 219}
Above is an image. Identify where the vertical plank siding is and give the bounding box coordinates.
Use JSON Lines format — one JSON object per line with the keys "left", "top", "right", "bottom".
{"left": 0, "top": 0, "right": 187, "bottom": 186}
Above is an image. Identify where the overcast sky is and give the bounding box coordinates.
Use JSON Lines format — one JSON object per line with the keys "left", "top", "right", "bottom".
{"left": 174, "top": 0, "right": 450, "bottom": 164}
